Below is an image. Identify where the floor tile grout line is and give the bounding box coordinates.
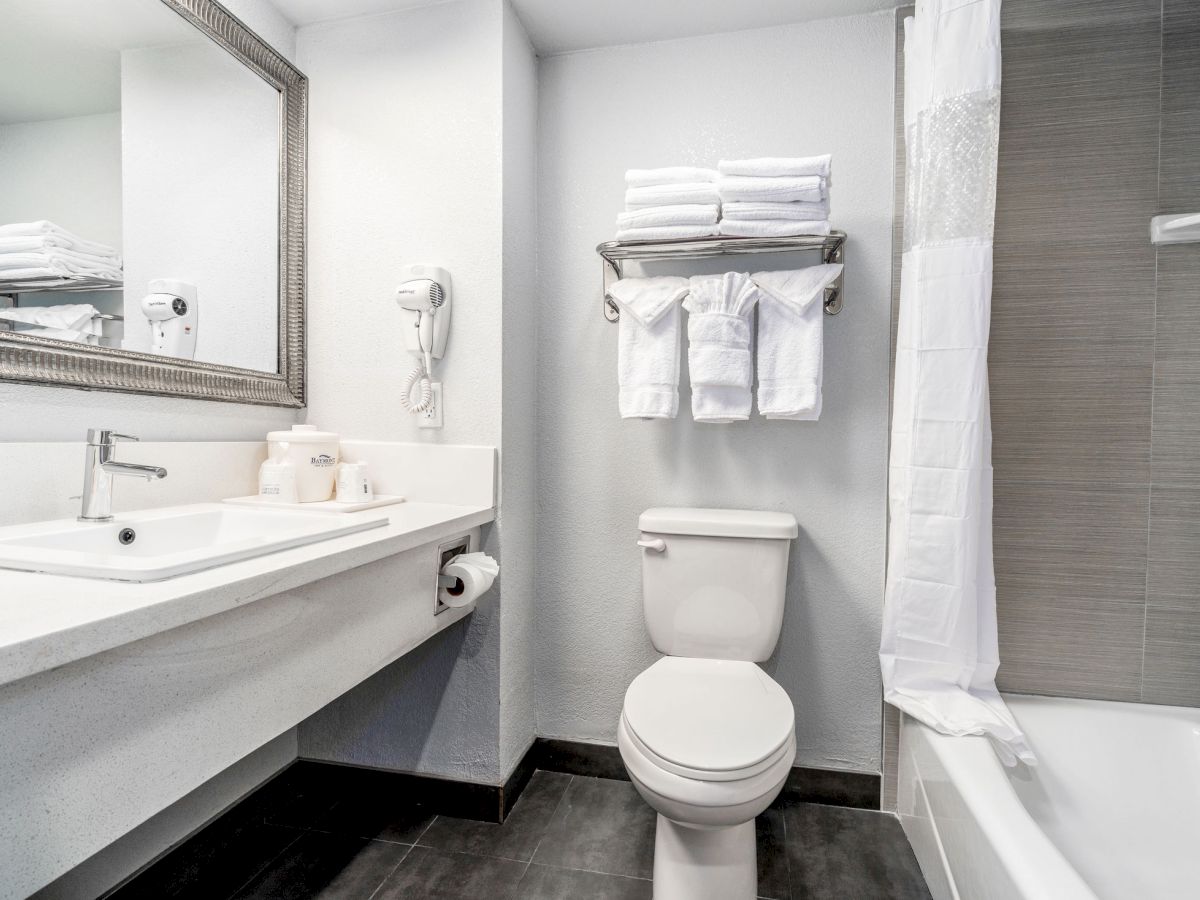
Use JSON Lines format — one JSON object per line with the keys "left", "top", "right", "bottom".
{"left": 220, "top": 826, "right": 306, "bottom": 900}
{"left": 520, "top": 858, "right": 653, "bottom": 883}
{"left": 526, "top": 772, "right": 574, "bottom": 868}
{"left": 364, "top": 842, "right": 415, "bottom": 900}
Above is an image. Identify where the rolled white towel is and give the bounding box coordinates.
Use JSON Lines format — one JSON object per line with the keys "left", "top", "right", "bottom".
{"left": 626, "top": 167, "right": 719, "bottom": 188}
{"left": 617, "top": 204, "right": 720, "bottom": 230}
{"left": 607, "top": 276, "right": 689, "bottom": 419}
{"left": 722, "top": 200, "right": 830, "bottom": 221}
{"left": 718, "top": 155, "right": 832, "bottom": 179}
{"left": 616, "top": 224, "right": 720, "bottom": 242}
{"left": 625, "top": 183, "right": 721, "bottom": 208}
{"left": 717, "top": 175, "right": 825, "bottom": 203}
{"left": 683, "top": 272, "right": 761, "bottom": 423}
{"left": 719, "top": 219, "right": 831, "bottom": 238}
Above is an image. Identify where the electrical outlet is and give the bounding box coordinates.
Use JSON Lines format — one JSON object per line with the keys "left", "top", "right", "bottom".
{"left": 419, "top": 382, "right": 443, "bottom": 429}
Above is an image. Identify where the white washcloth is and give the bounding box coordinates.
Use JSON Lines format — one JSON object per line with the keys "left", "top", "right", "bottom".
{"left": 683, "top": 273, "right": 760, "bottom": 423}
{"left": 626, "top": 167, "right": 719, "bottom": 188}
{"left": 616, "top": 224, "right": 719, "bottom": 242}
{"left": 752, "top": 265, "right": 843, "bottom": 420}
{"left": 607, "top": 276, "right": 689, "bottom": 419}
{"left": 0, "top": 221, "right": 121, "bottom": 258}
{"left": 719, "top": 219, "right": 831, "bottom": 238}
{"left": 616, "top": 204, "right": 720, "bottom": 229}
{"left": 625, "top": 183, "right": 721, "bottom": 208}
{"left": 718, "top": 155, "right": 832, "bottom": 179}
{"left": 0, "top": 303, "right": 102, "bottom": 345}
{"left": 722, "top": 200, "right": 830, "bottom": 221}
{"left": 717, "top": 175, "right": 825, "bottom": 203}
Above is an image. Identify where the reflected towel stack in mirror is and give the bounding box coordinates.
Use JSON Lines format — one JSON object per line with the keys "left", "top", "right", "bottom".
{"left": 0, "top": 220, "right": 123, "bottom": 282}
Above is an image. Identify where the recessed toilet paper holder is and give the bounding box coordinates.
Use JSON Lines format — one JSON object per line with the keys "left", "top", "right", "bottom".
{"left": 434, "top": 534, "right": 472, "bottom": 615}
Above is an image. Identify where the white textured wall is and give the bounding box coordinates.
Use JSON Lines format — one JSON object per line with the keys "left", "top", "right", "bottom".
{"left": 296, "top": 0, "right": 538, "bottom": 784}
{"left": 0, "top": 0, "right": 299, "bottom": 442}
{"left": 535, "top": 12, "right": 895, "bottom": 772}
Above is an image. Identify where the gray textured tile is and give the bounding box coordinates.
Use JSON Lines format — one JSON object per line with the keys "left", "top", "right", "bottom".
{"left": 531, "top": 776, "right": 656, "bottom": 880}
{"left": 1160, "top": 0, "right": 1200, "bottom": 213}
{"left": 993, "top": 480, "right": 1148, "bottom": 700}
{"left": 417, "top": 770, "right": 570, "bottom": 862}
{"left": 881, "top": 703, "right": 900, "bottom": 813}
{"left": 373, "top": 846, "right": 526, "bottom": 900}
{"left": 229, "top": 832, "right": 410, "bottom": 900}
{"left": 757, "top": 806, "right": 791, "bottom": 900}
{"left": 1147, "top": 485, "right": 1200, "bottom": 604}
{"left": 1152, "top": 246, "right": 1200, "bottom": 486}
{"left": 1142, "top": 605, "right": 1200, "bottom": 706}
{"left": 783, "top": 803, "right": 929, "bottom": 900}
{"left": 515, "top": 865, "right": 653, "bottom": 900}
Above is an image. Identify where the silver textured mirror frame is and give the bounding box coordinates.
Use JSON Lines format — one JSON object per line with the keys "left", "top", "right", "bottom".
{"left": 0, "top": 0, "right": 307, "bottom": 408}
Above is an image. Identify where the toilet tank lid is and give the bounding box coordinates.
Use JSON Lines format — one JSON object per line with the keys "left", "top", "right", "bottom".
{"left": 639, "top": 507, "right": 798, "bottom": 539}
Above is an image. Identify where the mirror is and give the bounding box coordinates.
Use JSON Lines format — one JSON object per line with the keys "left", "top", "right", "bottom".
{"left": 0, "top": 0, "right": 306, "bottom": 407}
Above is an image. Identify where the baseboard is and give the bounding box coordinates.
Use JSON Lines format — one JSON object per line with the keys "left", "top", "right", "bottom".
{"left": 532, "top": 737, "right": 881, "bottom": 810}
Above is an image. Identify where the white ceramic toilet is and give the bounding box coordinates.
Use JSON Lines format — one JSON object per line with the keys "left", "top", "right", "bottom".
{"left": 618, "top": 507, "right": 799, "bottom": 900}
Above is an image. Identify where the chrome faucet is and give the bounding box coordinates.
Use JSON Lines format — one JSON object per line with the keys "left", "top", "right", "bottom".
{"left": 79, "top": 430, "right": 167, "bottom": 522}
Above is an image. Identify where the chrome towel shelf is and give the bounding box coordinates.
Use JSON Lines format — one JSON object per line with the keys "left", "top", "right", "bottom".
{"left": 596, "top": 231, "right": 846, "bottom": 323}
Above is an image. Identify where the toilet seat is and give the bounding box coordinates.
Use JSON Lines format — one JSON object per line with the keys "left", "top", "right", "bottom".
{"left": 621, "top": 657, "right": 795, "bottom": 782}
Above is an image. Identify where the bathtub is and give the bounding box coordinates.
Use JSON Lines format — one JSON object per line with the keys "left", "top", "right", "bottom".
{"left": 898, "top": 694, "right": 1200, "bottom": 899}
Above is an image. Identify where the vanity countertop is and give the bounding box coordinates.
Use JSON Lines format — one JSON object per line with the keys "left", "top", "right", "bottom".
{"left": 0, "top": 501, "right": 494, "bottom": 688}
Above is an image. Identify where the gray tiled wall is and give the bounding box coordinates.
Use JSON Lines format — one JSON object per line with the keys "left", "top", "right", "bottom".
{"left": 890, "top": 0, "right": 1200, "bottom": 718}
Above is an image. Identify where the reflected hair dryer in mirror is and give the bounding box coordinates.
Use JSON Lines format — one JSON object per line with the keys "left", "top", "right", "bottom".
{"left": 394, "top": 265, "right": 452, "bottom": 414}
{"left": 140, "top": 278, "right": 198, "bottom": 360}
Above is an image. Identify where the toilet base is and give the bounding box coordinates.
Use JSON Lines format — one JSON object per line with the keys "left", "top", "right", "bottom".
{"left": 652, "top": 814, "right": 756, "bottom": 900}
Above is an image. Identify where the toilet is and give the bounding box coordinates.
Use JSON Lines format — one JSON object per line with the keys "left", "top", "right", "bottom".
{"left": 618, "top": 507, "right": 799, "bottom": 900}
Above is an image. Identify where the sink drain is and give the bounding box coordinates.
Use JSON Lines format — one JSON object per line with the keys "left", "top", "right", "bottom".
{"left": 118, "top": 528, "right": 137, "bottom": 546}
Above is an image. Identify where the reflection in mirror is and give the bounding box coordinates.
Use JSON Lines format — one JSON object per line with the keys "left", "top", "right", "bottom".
{"left": 0, "top": 0, "right": 280, "bottom": 373}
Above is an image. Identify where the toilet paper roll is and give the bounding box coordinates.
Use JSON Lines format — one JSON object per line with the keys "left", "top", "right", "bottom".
{"left": 439, "top": 553, "right": 499, "bottom": 608}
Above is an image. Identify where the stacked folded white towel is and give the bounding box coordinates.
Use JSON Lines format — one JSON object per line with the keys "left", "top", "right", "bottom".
{"left": 717, "top": 156, "right": 832, "bottom": 238}
{"left": 618, "top": 167, "right": 720, "bottom": 242}
{"left": 0, "top": 220, "right": 123, "bottom": 283}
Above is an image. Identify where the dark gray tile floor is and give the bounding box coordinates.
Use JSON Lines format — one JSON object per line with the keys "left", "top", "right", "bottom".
{"left": 110, "top": 770, "right": 929, "bottom": 900}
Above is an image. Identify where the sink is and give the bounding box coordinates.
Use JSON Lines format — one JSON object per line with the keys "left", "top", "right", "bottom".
{"left": 0, "top": 504, "right": 389, "bottom": 582}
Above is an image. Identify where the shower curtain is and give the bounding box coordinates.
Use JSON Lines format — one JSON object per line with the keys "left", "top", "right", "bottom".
{"left": 880, "top": 0, "right": 1034, "bottom": 765}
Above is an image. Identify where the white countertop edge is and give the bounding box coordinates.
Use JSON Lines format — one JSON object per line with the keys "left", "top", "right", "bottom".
{"left": 0, "top": 502, "right": 495, "bottom": 688}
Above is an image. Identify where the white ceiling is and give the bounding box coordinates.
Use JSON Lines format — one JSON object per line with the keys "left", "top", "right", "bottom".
{"left": 269, "top": 0, "right": 901, "bottom": 55}
{"left": 0, "top": 0, "right": 202, "bottom": 125}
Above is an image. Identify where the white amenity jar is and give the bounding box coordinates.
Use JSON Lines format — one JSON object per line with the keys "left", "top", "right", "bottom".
{"left": 265, "top": 424, "right": 340, "bottom": 502}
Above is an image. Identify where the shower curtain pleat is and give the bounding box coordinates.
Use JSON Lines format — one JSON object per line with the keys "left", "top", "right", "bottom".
{"left": 880, "top": 0, "right": 1034, "bottom": 766}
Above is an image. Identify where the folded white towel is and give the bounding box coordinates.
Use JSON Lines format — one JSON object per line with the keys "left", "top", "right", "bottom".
{"left": 0, "top": 303, "right": 102, "bottom": 345}
{"left": 625, "top": 183, "right": 721, "bottom": 208}
{"left": 0, "top": 221, "right": 121, "bottom": 258}
{"left": 626, "top": 167, "right": 719, "bottom": 188}
{"left": 607, "top": 276, "right": 689, "bottom": 419}
{"left": 616, "top": 204, "right": 720, "bottom": 230}
{"left": 683, "top": 272, "right": 760, "bottom": 423}
{"left": 0, "top": 251, "right": 122, "bottom": 280}
{"left": 616, "top": 224, "right": 720, "bottom": 242}
{"left": 717, "top": 175, "right": 825, "bottom": 203}
{"left": 719, "top": 219, "right": 831, "bottom": 238}
{"left": 718, "top": 155, "right": 832, "bottom": 179}
{"left": 0, "top": 235, "right": 122, "bottom": 266}
{"left": 752, "top": 265, "right": 843, "bottom": 420}
{"left": 722, "top": 200, "right": 830, "bottom": 221}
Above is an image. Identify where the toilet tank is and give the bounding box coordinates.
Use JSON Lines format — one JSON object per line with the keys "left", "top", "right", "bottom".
{"left": 639, "top": 507, "right": 798, "bottom": 662}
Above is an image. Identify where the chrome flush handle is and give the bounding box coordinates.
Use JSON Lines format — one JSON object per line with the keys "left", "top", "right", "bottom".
{"left": 637, "top": 538, "right": 667, "bottom": 553}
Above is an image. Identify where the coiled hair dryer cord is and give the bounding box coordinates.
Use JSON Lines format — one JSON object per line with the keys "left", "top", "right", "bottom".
{"left": 400, "top": 364, "right": 434, "bottom": 413}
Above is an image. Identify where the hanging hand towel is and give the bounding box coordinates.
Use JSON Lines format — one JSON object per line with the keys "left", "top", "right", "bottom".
{"left": 718, "top": 155, "right": 832, "bottom": 179}
{"left": 616, "top": 204, "right": 720, "bottom": 229}
{"left": 719, "top": 219, "right": 831, "bottom": 238}
{"left": 752, "top": 265, "right": 843, "bottom": 420}
{"left": 683, "top": 272, "right": 760, "bottom": 423}
{"left": 626, "top": 167, "right": 719, "bottom": 187}
{"left": 616, "top": 224, "right": 720, "bottom": 242}
{"left": 607, "top": 276, "right": 689, "bottom": 419}
{"left": 625, "top": 183, "right": 722, "bottom": 208}
{"left": 717, "top": 175, "right": 825, "bottom": 203}
{"left": 722, "top": 200, "right": 830, "bottom": 221}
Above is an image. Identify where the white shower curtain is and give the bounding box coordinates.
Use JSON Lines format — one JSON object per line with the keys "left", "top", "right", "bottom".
{"left": 880, "top": 0, "right": 1034, "bottom": 765}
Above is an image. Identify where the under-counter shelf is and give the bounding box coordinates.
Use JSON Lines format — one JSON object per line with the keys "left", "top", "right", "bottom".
{"left": 596, "top": 231, "right": 846, "bottom": 322}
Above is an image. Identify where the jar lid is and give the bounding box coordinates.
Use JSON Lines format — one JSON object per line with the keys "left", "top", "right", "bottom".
{"left": 266, "top": 424, "right": 340, "bottom": 442}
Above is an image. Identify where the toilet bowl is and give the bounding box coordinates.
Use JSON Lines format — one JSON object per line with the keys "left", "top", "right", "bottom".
{"left": 618, "top": 656, "right": 796, "bottom": 899}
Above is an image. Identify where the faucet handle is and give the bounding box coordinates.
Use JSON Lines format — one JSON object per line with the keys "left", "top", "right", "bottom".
{"left": 86, "top": 429, "right": 139, "bottom": 445}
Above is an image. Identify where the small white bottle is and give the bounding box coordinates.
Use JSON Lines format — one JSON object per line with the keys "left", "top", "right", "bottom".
{"left": 335, "top": 462, "right": 373, "bottom": 503}
{"left": 259, "top": 453, "right": 299, "bottom": 504}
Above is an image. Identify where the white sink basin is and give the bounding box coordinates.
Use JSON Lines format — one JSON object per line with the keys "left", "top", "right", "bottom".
{"left": 0, "top": 504, "right": 389, "bottom": 582}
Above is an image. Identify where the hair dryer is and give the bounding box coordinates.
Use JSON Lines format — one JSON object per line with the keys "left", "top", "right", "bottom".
{"left": 394, "top": 266, "right": 452, "bottom": 414}
{"left": 140, "top": 279, "right": 198, "bottom": 359}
